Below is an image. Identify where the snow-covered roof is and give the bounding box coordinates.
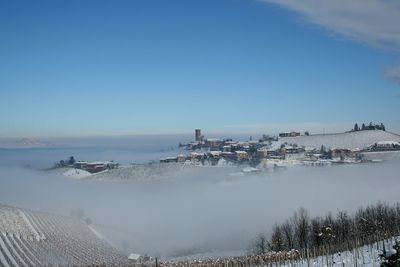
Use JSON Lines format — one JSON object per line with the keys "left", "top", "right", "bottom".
{"left": 376, "top": 141, "right": 400, "bottom": 145}
{"left": 258, "top": 146, "right": 277, "bottom": 152}
{"left": 128, "top": 253, "right": 141, "bottom": 260}
{"left": 206, "top": 138, "right": 221, "bottom": 141}
{"left": 87, "top": 161, "right": 108, "bottom": 165}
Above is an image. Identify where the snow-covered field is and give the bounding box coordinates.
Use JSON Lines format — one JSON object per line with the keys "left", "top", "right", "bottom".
{"left": 281, "top": 238, "right": 398, "bottom": 267}
{"left": 0, "top": 203, "right": 127, "bottom": 266}
{"left": 163, "top": 237, "right": 398, "bottom": 267}
{"left": 3, "top": 199, "right": 397, "bottom": 267}
{"left": 276, "top": 130, "right": 400, "bottom": 150}
{"left": 90, "top": 163, "right": 187, "bottom": 182}
{"left": 55, "top": 162, "right": 240, "bottom": 182}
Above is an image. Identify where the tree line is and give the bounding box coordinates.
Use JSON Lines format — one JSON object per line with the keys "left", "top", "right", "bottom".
{"left": 251, "top": 202, "right": 400, "bottom": 260}
{"left": 353, "top": 122, "right": 386, "bottom": 131}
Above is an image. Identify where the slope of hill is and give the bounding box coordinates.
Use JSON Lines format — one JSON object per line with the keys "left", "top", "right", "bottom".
{"left": 276, "top": 130, "right": 400, "bottom": 150}
{"left": 0, "top": 203, "right": 128, "bottom": 266}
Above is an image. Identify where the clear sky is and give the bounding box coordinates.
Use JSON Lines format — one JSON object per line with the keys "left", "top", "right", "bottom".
{"left": 1, "top": 0, "right": 399, "bottom": 137}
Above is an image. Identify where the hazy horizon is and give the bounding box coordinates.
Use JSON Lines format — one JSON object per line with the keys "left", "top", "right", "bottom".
{"left": 1, "top": 123, "right": 399, "bottom": 141}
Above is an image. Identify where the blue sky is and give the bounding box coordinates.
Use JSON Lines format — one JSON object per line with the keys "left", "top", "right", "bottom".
{"left": 1, "top": 0, "right": 399, "bottom": 137}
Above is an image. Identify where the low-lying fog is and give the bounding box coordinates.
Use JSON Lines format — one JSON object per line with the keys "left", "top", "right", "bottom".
{"left": 1, "top": 137, "right": 399, "bottom": 258}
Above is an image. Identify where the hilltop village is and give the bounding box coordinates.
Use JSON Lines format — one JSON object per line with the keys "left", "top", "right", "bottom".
{"left": 49, "top": 122, "right": 400, "bottom": 176}
{"left": 161, "top": 123, "right": 400, "bottom": 169}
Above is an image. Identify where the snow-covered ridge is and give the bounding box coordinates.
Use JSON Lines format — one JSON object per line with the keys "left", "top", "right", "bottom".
{"left": 275, "top": 130, "right": 400, "bottom": 150}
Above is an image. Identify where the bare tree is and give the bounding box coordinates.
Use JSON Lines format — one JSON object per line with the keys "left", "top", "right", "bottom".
{"left": 257, "top": 202, "right": 400, "bottom": 263}
{"left": 293, "top": 207, "right": 311, "bottom": 249}
{"left": 310, "top": 217, "right": 323, "bottom": 247}
{"left": 251, "top": 233, "right": 268, "bottom": 254}
{"left": 281, "top": 219, "right": 295, "bottom": 249}
{"left": 336, "top": 210, "right": 351, "bottom": 244}
{"left": 269, "top": 224, "right": 284, "bottom": 251}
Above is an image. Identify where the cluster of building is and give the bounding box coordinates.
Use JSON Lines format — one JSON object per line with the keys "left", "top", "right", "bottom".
{"left": 164, "top": 129, "right": 400, "bottom": 167}
{"left": 55, "top": 156, "right": 119, "bottom": 173}
{"left": 278, "top": 131, "right": 301, "bottom": 137}
{"left": 166, "top": 129, "right": 264, "bottom": 165}
{"left": 164, "top": 130, "right": 316, "bottom": 166}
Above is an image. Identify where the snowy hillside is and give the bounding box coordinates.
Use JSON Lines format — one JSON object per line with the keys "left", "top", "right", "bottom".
{"left": 159, "top": 237, "right": 398, "bottom": 267}
{"left": 280, "top": 237, "right": 398, "bottom": 267}
{"left": 0, "top": 203, "right": 128, "bottom": 266}
{"left": 276, "top": 130, "right": 400, "bottom": 150}
{"left": 86, "top": 162, "right": 194, "bottom": 182}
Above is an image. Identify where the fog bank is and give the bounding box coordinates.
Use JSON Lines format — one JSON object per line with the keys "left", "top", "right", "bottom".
{"left": 1, "top": 137, "right": 400, "bottom": 258}
{"left": 1, "top": 158, "right": 400, "bottom": 257}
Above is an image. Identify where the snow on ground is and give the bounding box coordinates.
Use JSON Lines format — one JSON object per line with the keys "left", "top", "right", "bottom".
{"left": 89, "top": 163, "right": 186, "bottom": 182}
{"left": 63, "top": 168, "right": 92, "bottom": 179}
{"left": 274, "top": 130, "right": 400, "bottom": 150}
{"left": 18, "top": 210, "right": 43, "bottom": 241}
{"left": 47, "top": 163, "right": 238, "bottom": 182}
{"left": 167, "top": 237, "right": 398, "bottom": 266}
{"left": 282, "top": 238, "right": 398, "bottom": 267}
{"left": 0, "top": 203, "right": 128, "bottom": 266}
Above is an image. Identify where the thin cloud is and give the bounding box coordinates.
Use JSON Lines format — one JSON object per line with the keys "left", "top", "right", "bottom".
{"left": 262, "top": 0, "right": 400, "bottom": 87}
{"left": 262, "top": 0, "right": 400, "bottom": 49}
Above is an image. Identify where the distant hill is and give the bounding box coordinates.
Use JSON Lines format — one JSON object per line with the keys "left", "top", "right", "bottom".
{"left": 276, "top": 130, "right": 400, "bottom": 150}
{"left": 14, "top": 138, "right": 52, "bottom": 147}
{"left": 0, "top": 138, "right": 53, "bottom": 149}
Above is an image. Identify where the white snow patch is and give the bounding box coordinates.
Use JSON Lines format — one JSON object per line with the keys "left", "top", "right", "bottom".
{"left": 384, "top": 248, "right": 397, "bottom": 257}
{"left": 18, "top": 210, "right": 43, "bottom": 241}
{"left": 63, "top": 168, "right": 92, "bottom": 179}
{"left": 128, "top": 253, "right": 141, "bottom": 260}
